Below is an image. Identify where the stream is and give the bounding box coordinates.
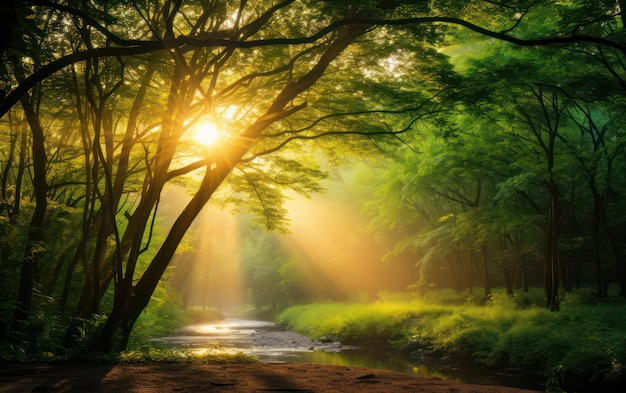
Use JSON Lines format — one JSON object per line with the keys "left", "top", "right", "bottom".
{"left": 158, "top": 316, "right": 544, "bottom": 391}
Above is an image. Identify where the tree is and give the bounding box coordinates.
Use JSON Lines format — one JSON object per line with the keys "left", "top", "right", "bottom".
{"left": 239, "top": 226, "right": 290, "bottom": 311}
{"left": 563, "top": 102, "right": 626, "bottom": 297}
{"left": 456, "top": 19, "right": 626, "bottom": 306}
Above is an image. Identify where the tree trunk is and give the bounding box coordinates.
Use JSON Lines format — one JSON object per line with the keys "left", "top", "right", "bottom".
{"left": 545, "top": 179, "right": 560, "bottom": 311}
{"left": 560, "top": 255, "right": 572, "bottom": 293}
{"left": 481, "top": 244, "right": 491, "bottom": 299}
{"left": 96, "top": 178, "right": 214, "bottom": 352}
{"left": 503, "top": 266, "right": 514, "bottom": 296}
{"left": 521, "top": 255, "right": 529, "bottom": 293}
{"left": 64, "top": 64, "right": 154, "bottom": 346}
{"left": 608, "top": 231, "right": 626, "bottom": 297}
{"left": 11, "top": 97, "right": 48, "bottom": 339}
{"left": 46, "top": 252, "right": 69, "bottom": 296}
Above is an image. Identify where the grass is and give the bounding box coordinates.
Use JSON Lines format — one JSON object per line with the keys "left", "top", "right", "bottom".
{"left": 119, "top": 348, "right": 257, "bottom": 364}
{"left": 277, "top": 288, "right": 626, "bottom": 383}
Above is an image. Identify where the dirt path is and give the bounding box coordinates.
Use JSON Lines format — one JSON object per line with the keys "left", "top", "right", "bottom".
{"left": 0, "top": 362, "right": 543, "bottom": 392}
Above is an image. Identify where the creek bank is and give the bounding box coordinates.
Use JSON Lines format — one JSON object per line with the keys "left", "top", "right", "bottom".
{"left": 161, "top": 317, "right": 546, "bottom": 390}
{"left": 160, "top": 317, "right": 357, "bottom": 363}
{"left": 162, "top": 317, "right": 623, "bottom": 392}
{"left": 171, "top": 323, "right": 349, "bottom": 351}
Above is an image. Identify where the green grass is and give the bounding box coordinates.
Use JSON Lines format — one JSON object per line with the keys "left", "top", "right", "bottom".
{"left": 277, "top": 288, "right": 626, "bottom": 383}
{"left": 278, "top": 301, "right": 446, "bottom": 344}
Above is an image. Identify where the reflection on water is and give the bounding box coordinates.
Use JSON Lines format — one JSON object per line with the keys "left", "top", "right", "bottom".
{"left": 287, "top": 348, "right": 504, "bottom": 387}
{"left": 184, "top": 319, "right": 276, "bottom": 333}
{"left": 160, "top": 317, "right": 543, "bottom": 391}
{"left": 297, "top": 350, "right": 453, "bottom": 378}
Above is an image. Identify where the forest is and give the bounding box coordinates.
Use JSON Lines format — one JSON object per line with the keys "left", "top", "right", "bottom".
{"left": 1, "top": 0, "right": 625, "bottom": 390}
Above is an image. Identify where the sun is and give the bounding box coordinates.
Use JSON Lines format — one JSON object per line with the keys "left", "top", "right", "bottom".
{"left": 194, "top": 121, "right": 221, "bottom": 147}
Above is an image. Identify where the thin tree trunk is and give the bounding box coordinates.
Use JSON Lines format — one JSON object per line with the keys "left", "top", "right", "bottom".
{"left": 481, "top": 244, "right": 491, "bottom": 299}
{"left": 11, "top": 97, "right": 48, "bottom": 338}
{"left": 521, "top": 255, "right": 529, "bottom": 293}
{"left": 96, "top": 24, "right": 370, "bottom": 353}
{"left": 545, "top": 179, "right": 560, "bottom": 311}
{"left": 503, "top": 266, "right": 514, "bottom": 296}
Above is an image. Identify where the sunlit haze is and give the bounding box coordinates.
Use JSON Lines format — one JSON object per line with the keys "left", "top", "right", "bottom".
{"left": 162, "top": 186, "right": 242, "bottom": 311}
{"left": 162, "top": 185, "right": 416, "bottom": 311}
{"left": 194, "top": 121, "right": 222, "bottom": 147}
{"left": 284, "top": 194, "right": 415, "bottom": 299}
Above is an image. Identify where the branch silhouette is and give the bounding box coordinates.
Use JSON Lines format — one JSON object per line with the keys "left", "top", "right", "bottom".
{"left": 2, "top": 9, "right": 624, "bottom": 118}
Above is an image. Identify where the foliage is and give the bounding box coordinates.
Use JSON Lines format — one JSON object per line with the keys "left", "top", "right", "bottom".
{"left": 278, "top": 260, "right": 309, "bottom": 304}
{"left": 278, "top": 300, "right": 447, "bottom": 344}
{"left": 239, "top": 226, "right": 291, "bottom": 311}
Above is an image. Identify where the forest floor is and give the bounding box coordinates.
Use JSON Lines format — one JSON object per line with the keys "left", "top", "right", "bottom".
{"left": 0, "top": 361, "right": 543, "bottom": 392}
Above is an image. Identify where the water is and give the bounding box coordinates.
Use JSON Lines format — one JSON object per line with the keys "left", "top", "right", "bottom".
{"left": 158, "top": 316, "right": 544, "bottom": 391}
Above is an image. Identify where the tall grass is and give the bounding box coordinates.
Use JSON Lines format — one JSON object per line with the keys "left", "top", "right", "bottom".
{"left": 277, "top": 289, "right": 625, "bottom": 382}
{"left": 277, "top": 300, "right": 448, "bottom": 344}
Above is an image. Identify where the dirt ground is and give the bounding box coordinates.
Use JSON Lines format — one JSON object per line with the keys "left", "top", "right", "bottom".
{"left": 0, "top": 362, "right": 543, "bottom": 392}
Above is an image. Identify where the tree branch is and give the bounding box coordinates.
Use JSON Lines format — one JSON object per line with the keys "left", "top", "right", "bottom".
{"left": 3, "top": 13, "right": 625, "bottom": 118}
{"left": 242, "top": 108, "right": 439, "bottom": 162}
{"left": 24, "top": 0, "right": 146, "bottom": 46}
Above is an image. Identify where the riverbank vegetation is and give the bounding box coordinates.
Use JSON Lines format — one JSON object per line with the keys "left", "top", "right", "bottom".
{"left": 118, "top": 347, "right": 256, "bottom": 365}
{"left": 278, "top": 289, "right": 626, "bottom": 385}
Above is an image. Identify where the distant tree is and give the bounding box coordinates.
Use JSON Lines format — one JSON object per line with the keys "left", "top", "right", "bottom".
{"left": 239, "top": 227, "right": 290, "bottom": 311}
{"left": 458, "top": 26, "right": 626, "bottom": 306}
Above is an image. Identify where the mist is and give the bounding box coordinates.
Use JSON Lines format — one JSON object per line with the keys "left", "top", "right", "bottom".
{"left": 163, "top": 176, "right": 418, "bottom": 314}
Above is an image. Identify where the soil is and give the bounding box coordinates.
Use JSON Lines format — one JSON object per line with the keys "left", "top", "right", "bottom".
{"left": 0, "top": 361, "right": 543, "bottom": 392}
